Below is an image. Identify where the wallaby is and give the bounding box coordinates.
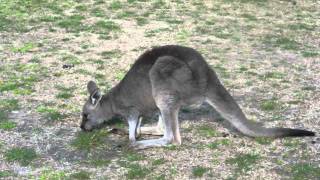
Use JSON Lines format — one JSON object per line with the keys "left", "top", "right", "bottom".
{"left": 80, "top": 45, "right": 315, "bottom": 149}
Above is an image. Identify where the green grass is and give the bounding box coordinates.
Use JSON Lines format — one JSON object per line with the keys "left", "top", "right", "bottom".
{"left": 57, "top": 15, "right": 86, "bottom": 33}
{"left": 263, "top": 35, "right": 300, "bottom": 51}
{"left": 0, "top": 121, "right": 17, "bottom": 130}
{"left": 71, "top": 130, "right": 109, "bottom": 151}
{"left": 100, "top": 49, "right": 122, "bottom": 59}
{"left": 0, "top": 99, "right": 19, "bottom": 112}
{"left": 11, "top": 42, "right": 36, "bottom": 53}
{"left": 55, "top": 85, "right": 75, "bottom": 99}
{"left": 255, "top": 137, "right": 273, "bottom": 145}
{"left": 207, "top": 139, "right": 231, "bottom": 149}
{"left": 152, "top": 158, "right": 166, "bottom": 166}
{"left": 125, "top": 151, "right": 145, "bottom": 162}
{"left": 37, "top": 169, "right": 66, "bottom": 180}
{"left": 192, "top": 166, "right": 208, "bottom": 177}
{"left": 197, "top": 125, "right": 219, "bottom": 137}
{"left": 5, "top": 147, "right": 37, "bottom": 166}
{"left": 126, "top": 163, "right": 150, "bottom": 179}
{"left": 69, "top": 170, "right": 91, "bottom": 180}
{"left": 290, "top": 163, "right": 320, "bottom": 180}
{"left": 36, "top": 105, "right": 64, "bottom": 121}
{"left": 0, "top": 170, "right": 14, "bottom": 178}
{"left": 260, "top": 98, "right": 280, "bottom": 111}
{"left": 89, "top": 158, "right": 111, "bottom": 167}
{"left": 226, "top": 153, "right": 261, "bottom": 174}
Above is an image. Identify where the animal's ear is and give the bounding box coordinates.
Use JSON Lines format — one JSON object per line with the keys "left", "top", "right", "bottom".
{"left": 87, "top": 81, "right": 102, "bottom": 105}
{"left": 87, "top": 81, "right": 98, "bottom": 95}
{"left": 90, "top": 89, "right": 102, "bottom": 105}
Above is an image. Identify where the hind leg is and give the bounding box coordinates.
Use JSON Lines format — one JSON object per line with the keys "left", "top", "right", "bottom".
{"left": 137, "top": 115, "right": 164, "bottom": 136}
{"left": 132, "top": 105, "right": 180, "bottom": 149}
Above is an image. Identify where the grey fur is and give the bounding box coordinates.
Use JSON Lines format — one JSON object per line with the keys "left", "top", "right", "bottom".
{"left": 81, "top": 45, "right": 315, "bottom": 149}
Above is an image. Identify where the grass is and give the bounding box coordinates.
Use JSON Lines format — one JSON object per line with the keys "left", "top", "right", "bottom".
{"left": 260, "top": 98, "right": 280, "bottom": 111}
{"left": 226, "top": 153, "right": 261, "bottom": 174}
{"left": 89, "top": 158, "right": 111, "bottom": 167}
{"left": 192, "top": 166, "right": 208, "bottom": 177}
{"left": 197, "top": 125, "right": 220, "bottom": 137}
{"left": 69, "top": 170, "right": 91, "bottom": 180}
{"left": 37, "top": 169, "right": 66, "bottom": 180}
{"left": 255, "top": 137, "right": 273, "bottom": 145}
{"left": 290, "top": 163, "right": 320, "bottom": 180}
{"left": 207, "top": 139, "right": 231, "bottom": 149}
{"left": 0, "top": 170, "right": 14, "bottom": 178}
{"left": 11, "top": 42, "right": 37, "bottom": 53}
{"left": 152, "top": 158, "right": 166, "bottom": 166}
{"left": 126, "top": 163, "right": 150, "bottom": 179}
{"left": 36, "top": 105, "right": 64, "bottom": 121}
{"left": 71, "top": 129, "right": 109, "bottom": 151}
{"left": 55, "top": 85, "right": 75, "bottom": 99}
{"left": 5, "top": 147, "right": 37, "bottom": 166}
{"left": 0, "top": 121, "right": 17, "bottom": 130}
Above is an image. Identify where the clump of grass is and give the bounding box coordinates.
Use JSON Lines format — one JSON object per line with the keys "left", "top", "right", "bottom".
{"left": 5, "top": 147, "right": 37, "bottom": 166}
{"left": 207, "top": 139, "right": 230, "bottom": 149}
{"left": 71, "top": 130, "right": 109, "bottom": 151}
{"left": 11, "top": 42, "right": 36, "bottom": 53}
{"left": 255, "top": 137, "right": 273, "bottom": 145}
{"left": 197, "top": 125, "right": 219, "bottom": 137}
{"left": 260, "top": 98, "right": 280, "bottom": 111}
{"left": 0, "top": 99, "right": 19, "bottom": 112}
{"left": 226, "top": 153, "right": 261, "bottom": 174}
{"left": 0, "top": 170, "right": 14, "bottom": 178}
{"left": 90, "top": 159, "right": 111, "bottom": 167}
{"left": 125, "top": 151, "right": 145, "bottom": 162}
{"left": 290, "top": 163, "right": 320, "bottom": 180}
{"left": 126, "top": 163, "right": 150, "bottom": 179}
{"left": 36, "top": 105, "right": 64, "bottom": 121}
{"left": 0, "top": 121, "right": 17, "bottom": 130}
{"left": 152, "top": 158, "right": 166, "bottom": 166}
{"left": 100, "top": 49, "right": 122, "bottom": 59}
{"left": 109, "top": 1, "right": 122, "bottom": 10}
{"left": 192, "top": 166, "right": 208, "bottom": 177}
{"left": 263, "top": 35, "right": 300, "bottom": 51}
{"left": 302, "top": 51, "right": 319, "bottom": 58}
{"left": 61, "top": 54, "right": 82, "bottom": 65}
{"left": 55, "top": 85, "right": 75, "bottom": 99}
{"left": 57, "top": 15, "right": 86, "bottom": 33}
{"left": 69, "top": 171, "right": 91, "bottom": 180}
{"left": 38, "top": 169, "right": 66, "bottom": 180}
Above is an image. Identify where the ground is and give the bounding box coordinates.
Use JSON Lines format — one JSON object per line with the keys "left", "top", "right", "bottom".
{"left": 0, "top": 0, "right": 319, "bottom": 179}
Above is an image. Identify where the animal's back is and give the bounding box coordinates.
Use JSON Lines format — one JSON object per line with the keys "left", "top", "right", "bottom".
{"left": 112, "top": 45, "right": 210, "bottom": 114}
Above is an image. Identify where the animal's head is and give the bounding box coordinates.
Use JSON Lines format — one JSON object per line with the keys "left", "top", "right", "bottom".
{"left": 80, "top": 81, "right": 113, "bottom": 131}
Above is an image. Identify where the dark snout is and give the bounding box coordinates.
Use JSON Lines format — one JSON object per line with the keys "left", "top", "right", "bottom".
{"left": 80, "top": 113, "right": 91, "bottom": 131}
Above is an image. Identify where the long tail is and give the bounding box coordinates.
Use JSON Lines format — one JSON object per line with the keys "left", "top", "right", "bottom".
{"left": 206, "top": 70, "right": 315, "bottom": 138}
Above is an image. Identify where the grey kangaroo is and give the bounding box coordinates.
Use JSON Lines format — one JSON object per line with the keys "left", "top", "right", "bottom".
{"left": 80, "top": 45, "right": 315, "bottom": 149}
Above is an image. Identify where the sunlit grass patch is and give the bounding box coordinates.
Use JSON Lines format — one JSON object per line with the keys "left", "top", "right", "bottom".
{"left": 55, "top": 85, "right": 76, "bottom": 99}
{"left": 207, "top": 139, "right": 231, "bottom": 149}
{"left": 11, "top": 42, "right": 37, "bottom": 53}
{"left": 57, "top": 15, "right": 86, "bottom": 33}
{"left": 196, "top": 125, "right": 220, "bottom": 138}
{"left": 290, "top": 163, "right": 320, "bottom": 180}
{"left": 192, "top": 166, "right": 208, "bottom": 178}
{"left": 0, "top": 121, "right": 17, "bottom": 130}
{"left": 71, "top": 129, "right": 109, "bottom": 151}
{"left": 226, "top": 153, "right": 261, "bottom": 174}
{"left": 36, "top": 105, "right": 65, "bottom": 121}
{"left": 37, "top": 169, "right": 66, "bottom": 180}
{"left": 69, "top": 170, "right": 91, "bottom": 180}
{"left": 0, "top": 170, "right": 14, "bottom": 178}
{"left": 126, "top": 163, "right": 150, "bottom": 179}
{"left": 260, "top": 98, "right": 281, "bottom": 111}
{"left": 5, "top": 147, "right": 37, "bottom": 166}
